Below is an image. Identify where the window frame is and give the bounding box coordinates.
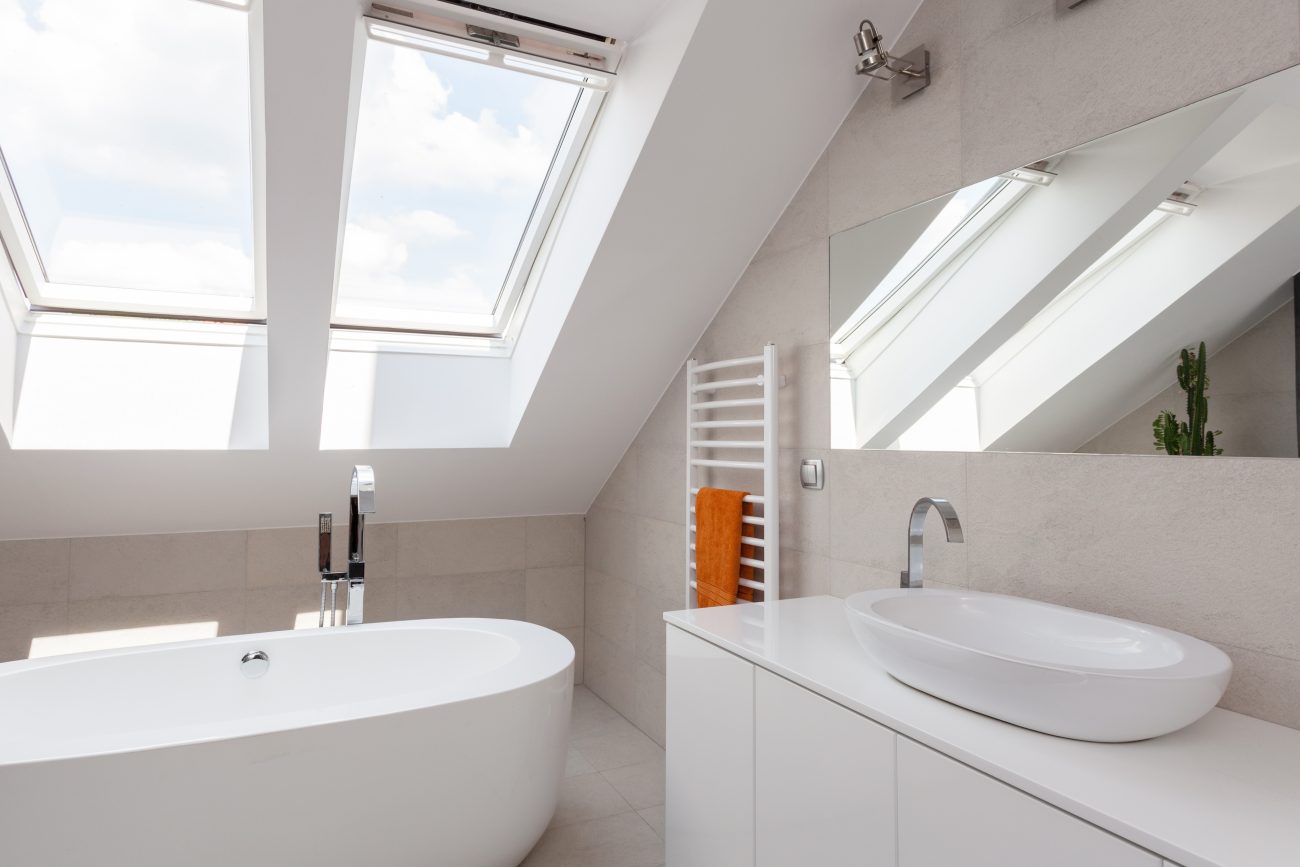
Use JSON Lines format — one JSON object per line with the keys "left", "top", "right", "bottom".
{"left": 0, "top": 0, "right": 265, "bottom": 323}
{"left": 328, "top": 16, "right": 612, "bottom": 343}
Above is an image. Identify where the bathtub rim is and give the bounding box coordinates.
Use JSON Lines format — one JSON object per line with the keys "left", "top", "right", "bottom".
{"left": 0, "top": 617, "right": 574, "bottom": 768}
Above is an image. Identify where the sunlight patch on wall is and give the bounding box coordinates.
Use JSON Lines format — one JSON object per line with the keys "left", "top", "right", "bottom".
{"left": 29, "top": 621, "right": 219, "bottom": 658}
{"left": 9, "top": 317, "right": 267, "bottom": 449}
{"left": 294, "top": 611, "right": 326, "bottom": 630}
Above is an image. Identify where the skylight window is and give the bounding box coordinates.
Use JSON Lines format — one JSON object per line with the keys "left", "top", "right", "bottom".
{"left": 0, "top": 0, "right": 259, "bottom": 319}
{"left": 333, "top": 19, "right": 609, "bottom": 338}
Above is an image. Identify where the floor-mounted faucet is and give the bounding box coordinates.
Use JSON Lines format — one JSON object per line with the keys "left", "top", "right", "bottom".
{"left": 318, "top": 465, "right": 376, "bottom": 626}
{"left": 900, "top": 497, "right": 963, "bottom": 589}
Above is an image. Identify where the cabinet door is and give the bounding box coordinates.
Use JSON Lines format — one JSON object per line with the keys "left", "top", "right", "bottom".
{"left": 755, "top": 669, "right": 896, "bottom": 867}
{"left": 897, "top": 738, "right": 1159, "bottom": 867}
{"left": 665, "top": 627, "right": 755, "bottom": 867}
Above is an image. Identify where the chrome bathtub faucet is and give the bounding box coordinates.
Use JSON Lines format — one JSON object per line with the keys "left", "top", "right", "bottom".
{"left": 317, "top": 465, "right": 376, "bottom": 627}
{"left": 900, "top": 497, "right": 964, "bottom": 589}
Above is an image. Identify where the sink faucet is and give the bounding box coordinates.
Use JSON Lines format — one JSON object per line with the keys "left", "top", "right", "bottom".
{"left": 900, "top": 497, "right": 963, "bottom": 589}
{"left": 317, "top": 465, "right": 376, "bottom": 626}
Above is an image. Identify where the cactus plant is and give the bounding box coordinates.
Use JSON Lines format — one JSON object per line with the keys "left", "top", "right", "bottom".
{"left": 1152, "top": 342, "right": 1223, "bottom": 455}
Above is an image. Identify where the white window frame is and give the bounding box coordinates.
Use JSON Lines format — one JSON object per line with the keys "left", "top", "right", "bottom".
{"left": 0, "top": 0, "right": 265, "bottom": 323}
{"left": 329, "top": 14, "right": 613, "bottom": 343}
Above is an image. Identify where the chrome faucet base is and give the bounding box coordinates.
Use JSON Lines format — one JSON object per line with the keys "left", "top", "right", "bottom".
{"left": 345, "top": 580, "right": 364, "bottom": 626}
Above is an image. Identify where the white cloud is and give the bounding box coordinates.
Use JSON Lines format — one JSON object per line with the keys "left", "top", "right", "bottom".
{"left": 383, "top": 209, "right": 468, "bottom": 242}
{"left": 52, "top": 237, "right": 253, "bottom": 297}
{"left": 340, "top": 209, "right": 467, "bottom": 284}
{"left": 0, "top": 0, "right": 255, "bottom": 305}
{"left": 351, "top": 42, "right": 577, "bottom": 194}
{"left": 0, "top": 0, "right": 252, "bottom": 201}
{"left": 339, "top": 209, "right": 492, "bottom": 315}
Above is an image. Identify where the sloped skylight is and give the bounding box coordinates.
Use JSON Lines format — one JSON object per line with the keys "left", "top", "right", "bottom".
{"left": 0, "top": 0, "right": 258, "bottom": 319}
{"left": 333, "top": 21, "right": 608, "bottom": 337}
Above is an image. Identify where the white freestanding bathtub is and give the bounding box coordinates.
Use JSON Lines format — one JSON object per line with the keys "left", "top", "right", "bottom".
{"left": 0, "top": 618, "right": 574, "bottom": 867}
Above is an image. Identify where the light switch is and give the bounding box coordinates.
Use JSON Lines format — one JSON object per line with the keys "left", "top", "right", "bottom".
{"left": 799, "top": 458, "right": 824, "bottom": 490}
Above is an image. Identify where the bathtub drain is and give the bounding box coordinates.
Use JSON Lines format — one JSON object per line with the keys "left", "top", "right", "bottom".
{"left": 241, "top": 650, "right": 270, "bottom": 679}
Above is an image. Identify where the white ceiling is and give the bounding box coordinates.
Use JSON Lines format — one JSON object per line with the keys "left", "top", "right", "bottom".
{"left": 0, "top": 0, "right": 922, "bottom": 539}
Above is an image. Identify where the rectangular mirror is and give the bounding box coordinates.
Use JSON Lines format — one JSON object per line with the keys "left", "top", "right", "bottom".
{"left": 829, "top": 65, "right": 1300, "bottom": 457}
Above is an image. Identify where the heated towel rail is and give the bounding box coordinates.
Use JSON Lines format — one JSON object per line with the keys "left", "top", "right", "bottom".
{"left": 685, "top": 344, "right": 779, "bottom": 608}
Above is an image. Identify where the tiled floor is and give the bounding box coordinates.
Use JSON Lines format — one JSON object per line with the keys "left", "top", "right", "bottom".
{"left": 520, "top": 685, "right": 666, "bottom": 866}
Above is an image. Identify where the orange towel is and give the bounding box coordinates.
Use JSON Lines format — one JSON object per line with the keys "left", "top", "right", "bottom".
{"left": 695, "top": 487, "right": 749, "bottom": 607}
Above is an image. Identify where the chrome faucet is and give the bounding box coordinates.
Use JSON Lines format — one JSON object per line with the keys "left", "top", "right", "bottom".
{"left": 900, "top": 497, "right": 963, "bottom": 589}
{"left": 317, "top": 465, "right": 376, "bottom": 626}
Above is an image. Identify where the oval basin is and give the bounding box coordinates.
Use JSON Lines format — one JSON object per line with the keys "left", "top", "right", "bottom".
{"left": 845, "top": 588, "right": 1232, "bottom": 742}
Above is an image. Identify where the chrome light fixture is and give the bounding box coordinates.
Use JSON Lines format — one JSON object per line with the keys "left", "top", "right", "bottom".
{"left": 853, "top": 19, "right": 930, "bottom": 100}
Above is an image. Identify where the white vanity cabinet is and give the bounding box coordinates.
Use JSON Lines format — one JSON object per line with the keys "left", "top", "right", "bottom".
{"left": 665, "top": 626, "right": 755, "bottom": 867}
{"left": 666, "top": 626, "right": 1157, "bottom": 867}
{"left": 896, "top": 738, "right": 1159, "bottom": 867}
{"left": 755, "top": 669, "right": 896, "bottom": 867}
{"left": 665, "top": 598, "right": 1300, "bottom": 867}
{"left": 666, "top": 629, "right": 896, "bottom": 867}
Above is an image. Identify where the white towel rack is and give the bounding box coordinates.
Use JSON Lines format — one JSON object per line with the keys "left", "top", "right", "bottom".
{"left": 685, "top": 344, "right": 779, "bottom": 607}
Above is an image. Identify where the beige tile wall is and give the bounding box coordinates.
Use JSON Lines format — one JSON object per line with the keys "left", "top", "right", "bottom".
{"left": 585, "top": 0, "right": 1300, "bottom": 743}
{"left": 0, "top": 516, "right": 586, "bottom": 682}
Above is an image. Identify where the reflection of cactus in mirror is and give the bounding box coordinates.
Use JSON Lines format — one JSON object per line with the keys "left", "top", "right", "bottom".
{"left": 1152, "top": 342, "right": 1223, "bottom": 455}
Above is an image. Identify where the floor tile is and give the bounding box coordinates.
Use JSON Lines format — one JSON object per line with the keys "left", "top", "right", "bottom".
{"left": 600, "top": 757, "right": 665, "bottom": 810}
{"left": 551, "top": 773, "right": 633, "bottom": 828}
{"left": 521, "top": 811, "right": 663, "bottom": 867}
{"left": 571, "top": 728, "right": 665, "bottom": 773}
{"left": 637, "top": 806, "right": 666, "bottom": 839}
{"left": 570, "top": 684, "right": 639, "bottom": 740}
{"left": 523, "top": 682, "right": 665, "bottom": 865}
{"left": 565, "top": 747, "right": 596, "bottom": 778}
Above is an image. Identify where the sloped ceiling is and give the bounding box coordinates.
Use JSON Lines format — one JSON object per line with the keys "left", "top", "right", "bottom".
{"left": 0, "top": 0, "right": 920, "bottom": 538}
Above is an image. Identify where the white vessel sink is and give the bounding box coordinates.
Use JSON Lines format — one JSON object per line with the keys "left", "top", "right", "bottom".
{"left": 844, "top": 588, "right": 1232, "bottom": 742}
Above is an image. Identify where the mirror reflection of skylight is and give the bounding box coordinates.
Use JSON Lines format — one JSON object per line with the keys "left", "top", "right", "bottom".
{"left": 833, "top": 175, "right": 1025, "bottom": 352}
{"left": 334, "top": 23, "right": 604, "bottom": 337}
{"left": 0, "top": 0, "right": 257, "bottom": 316}
{"left": 970, "top": 209, "right": 1173, "bottom": 386}
{"left": 872, "top": 178, "right": 1005, "bottom": 308}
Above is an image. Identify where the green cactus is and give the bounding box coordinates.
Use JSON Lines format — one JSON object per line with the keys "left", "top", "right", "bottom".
{"left": 1152, "top": 342, "right": 1223, "bottom": 455}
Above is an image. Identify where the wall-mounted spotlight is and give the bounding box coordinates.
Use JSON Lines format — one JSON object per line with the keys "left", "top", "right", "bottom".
{"left": 853, "top": 19, "right": 930, "bottom": 100}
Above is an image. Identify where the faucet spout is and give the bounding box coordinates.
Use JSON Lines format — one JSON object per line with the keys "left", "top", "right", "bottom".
{"left": 901, "top": 497, "right": 963, "bottom": 589}
{"left": 348, "top": 465, "right": 376, "bottom": 564}
{"left": 345, "top": 465, "right": 375, "bottom": 626}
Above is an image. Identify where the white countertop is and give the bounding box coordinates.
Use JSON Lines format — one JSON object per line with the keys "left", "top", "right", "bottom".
{"left": 664, "top": 596, "right": 1300, "bottom": 867}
